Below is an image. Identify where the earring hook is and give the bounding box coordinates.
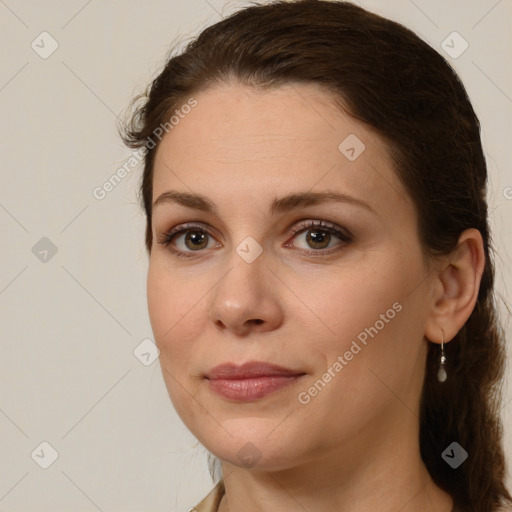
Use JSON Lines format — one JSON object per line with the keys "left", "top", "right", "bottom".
{"left": 437, "top": 329, "right": 447, "bottom": 383}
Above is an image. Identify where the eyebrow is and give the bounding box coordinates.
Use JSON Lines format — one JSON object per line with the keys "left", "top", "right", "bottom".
{"left": 152, "top": 190, "right": 376, "bottom": 216}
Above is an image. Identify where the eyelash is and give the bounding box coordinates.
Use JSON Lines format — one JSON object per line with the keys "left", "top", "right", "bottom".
{"left": 157, "top": 220, "right": 353, "bottom": 259}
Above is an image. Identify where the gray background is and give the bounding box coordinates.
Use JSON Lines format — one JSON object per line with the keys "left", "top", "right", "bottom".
{"left": 0, "top": 0, "right": 511, "bottom": 510}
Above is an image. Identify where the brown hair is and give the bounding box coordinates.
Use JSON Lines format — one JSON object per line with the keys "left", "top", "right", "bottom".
{"left": 120, "top": 1, "right": 511, "bottom": 510}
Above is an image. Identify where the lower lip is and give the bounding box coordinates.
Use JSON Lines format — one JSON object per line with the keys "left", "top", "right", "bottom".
{"left": 207, "top": 375, "right": 304, "bottom": 401}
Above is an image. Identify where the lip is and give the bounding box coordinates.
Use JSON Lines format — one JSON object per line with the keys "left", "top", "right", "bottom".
{"left": 205, "top": 361, "right": 306, "bottom": 402}
{"left": 205, "top": 361, "right": 304, "bottom": 379}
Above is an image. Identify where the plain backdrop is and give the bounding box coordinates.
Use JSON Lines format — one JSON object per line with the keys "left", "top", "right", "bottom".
{"left": 1, "top": 1, "right": 511, "bottom": 510}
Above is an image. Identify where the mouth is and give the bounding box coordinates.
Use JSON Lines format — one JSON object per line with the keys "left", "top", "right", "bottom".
{"left": 204, "top": 361, "right": 306, "bottom": 402}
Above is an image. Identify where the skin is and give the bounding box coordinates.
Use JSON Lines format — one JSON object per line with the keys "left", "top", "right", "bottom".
{"left": 147, "top": 82, "right": 484, "bottom": 512}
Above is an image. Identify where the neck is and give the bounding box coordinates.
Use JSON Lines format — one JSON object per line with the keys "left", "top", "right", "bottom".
{"left": 217, "top": 422, "right": 454, "bottom": 512}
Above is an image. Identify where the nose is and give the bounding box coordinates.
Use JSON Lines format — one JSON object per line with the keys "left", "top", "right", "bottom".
{"left": 208, "top": 247, "right": 284, "bottom": 337}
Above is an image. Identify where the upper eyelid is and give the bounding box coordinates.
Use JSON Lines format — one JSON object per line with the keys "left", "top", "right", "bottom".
{"left": 164, "top": 219, "right": 347, "bottom": 236}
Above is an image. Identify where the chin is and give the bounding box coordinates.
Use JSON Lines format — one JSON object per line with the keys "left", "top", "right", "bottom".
{"left": 196, "top": 425, "right": 307, "bottom": 472}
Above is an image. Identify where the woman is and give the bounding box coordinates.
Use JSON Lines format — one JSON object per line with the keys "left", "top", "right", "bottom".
{"left": 120, "top": 1, "right": 511, "bottom": 510}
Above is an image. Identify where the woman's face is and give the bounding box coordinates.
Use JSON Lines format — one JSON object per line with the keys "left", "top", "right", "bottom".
{"left": 148, "top": 82, "right": 434, "bottom": 471}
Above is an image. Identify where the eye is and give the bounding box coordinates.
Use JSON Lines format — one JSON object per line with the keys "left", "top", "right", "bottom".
{"left": 285, "top": 220, "right": 353, "bottom": 255}
{"left": 157, "top": 220, "right": 353, "bottom": 258}
{"left": 157, "top": 223, "right": 220, "bottom": 258}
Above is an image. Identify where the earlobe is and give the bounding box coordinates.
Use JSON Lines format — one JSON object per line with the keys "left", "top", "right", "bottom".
{"left": 425, "top": 228, "right": 485, "bottom": 344}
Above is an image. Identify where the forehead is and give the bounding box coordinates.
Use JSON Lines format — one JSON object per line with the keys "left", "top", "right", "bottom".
{"left": 152, "top": 82, "right": 411, "bottom": 217}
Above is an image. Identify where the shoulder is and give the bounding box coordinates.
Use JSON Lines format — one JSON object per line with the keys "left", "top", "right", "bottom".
{"left": 190, "top": 480, "right": 225, "bottom": 512}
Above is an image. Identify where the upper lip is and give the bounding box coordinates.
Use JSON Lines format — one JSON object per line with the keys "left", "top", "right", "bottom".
{"left": 205, "top": 361, "right": 305, "bottom": 380}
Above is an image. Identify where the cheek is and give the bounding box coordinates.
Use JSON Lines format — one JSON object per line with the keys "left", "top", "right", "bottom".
{"left": 147, "top": 261, "right": 208, "bottom": 421}
{"left": 147, "top": 261, "right": 174, "bottom": 343}
{"left": 302, "top": 262, "right": 401, "bottom": 343}
{"left": 301, "top": 250, "right": 425, "bottom": 380}
{"left": 147, "top": 255, "right": 206, "bottom": 329}
{"left": 147, "top": 260, "right": 205, "bottom": 369}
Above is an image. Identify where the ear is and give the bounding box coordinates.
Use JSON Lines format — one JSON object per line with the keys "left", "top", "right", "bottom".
{"left": 424, "top": 228, "right": 486, "bottom": 344}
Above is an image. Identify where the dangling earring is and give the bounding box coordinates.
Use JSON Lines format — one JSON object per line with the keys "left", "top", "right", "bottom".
{"left": 437, "top": 331, "right": 447, "bottom": 383}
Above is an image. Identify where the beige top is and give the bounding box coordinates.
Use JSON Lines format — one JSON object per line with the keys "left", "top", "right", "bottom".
{"left": 191, "top": 480, "right": 463, "bottom": 511}
{"left": 192, "top": 481, "right": 225, "bottom": 512}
